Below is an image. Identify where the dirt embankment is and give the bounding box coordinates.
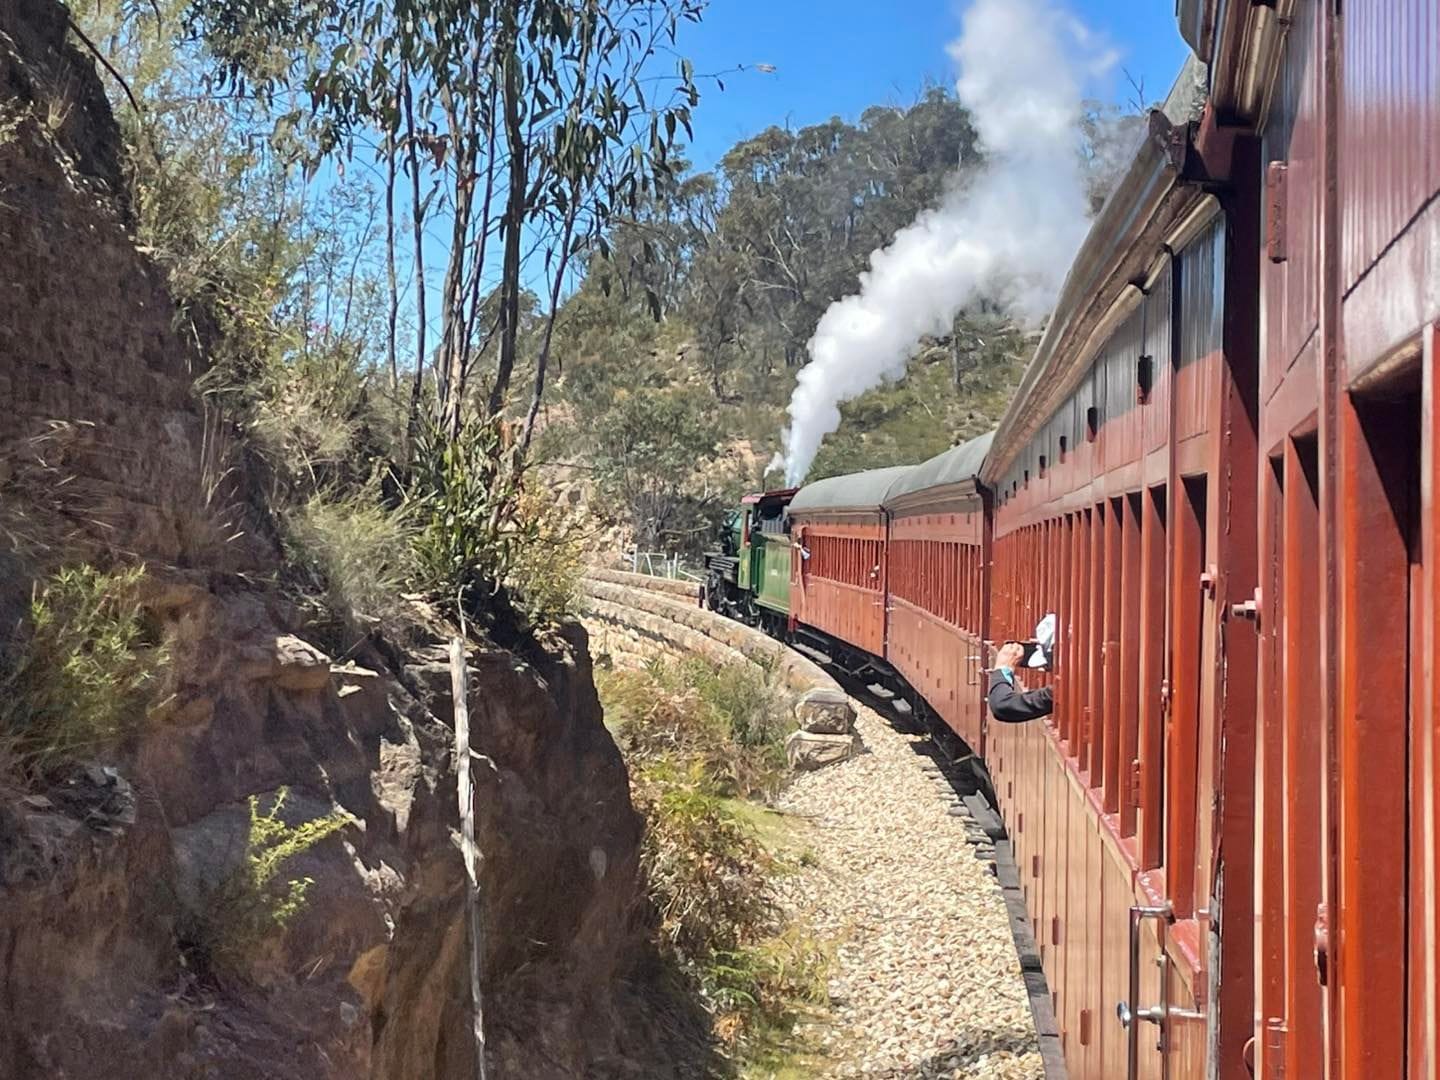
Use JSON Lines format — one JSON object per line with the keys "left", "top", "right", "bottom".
{"left": 0, "top": 1, "right": 686, "bottom": 1076}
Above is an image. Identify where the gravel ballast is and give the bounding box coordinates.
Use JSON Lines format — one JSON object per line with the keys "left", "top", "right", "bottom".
{"left": 773, "top": 704, "right": 1046, "bottom": 1079}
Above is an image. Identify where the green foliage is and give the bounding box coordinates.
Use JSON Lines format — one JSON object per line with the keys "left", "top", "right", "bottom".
{"left": 504, "top": 490, "right": 585, "bottom": 628}
{"left": 0, "top": 566, "right": 165, "bottom": 776}
{"left": 183, "top": 0, "right": 707, "bottom": 444}
{"left": 678, "top": 656, "right": 789, "bottom": 752}
{"left": 601, "top": 656, "right": 828, "bottom": 1057}
{"left": 631, "top": 764, "right": 827, "bottom": 1054}
{"left": 199, "top": 787, "right": 350, "bottom": 977}
{"left": 548, "top": 89, "right": 1035, "bottom": 549}
{"left": 584, "top": 384, "right": 727, "bottom": 552}
{"left": 602, "top": 657, "right": 789, "bottom": 800}
{"left": 404, "top": 416, "right": 511, "bottom": 613}
{"left": 705, "top": 923, "right": 831, "bottom": 1033}
{"left": 633, "top": 759, "right": 775, "bottom": 964}
{"left": 283, "top": 490, "right": 416, "bottom": 633}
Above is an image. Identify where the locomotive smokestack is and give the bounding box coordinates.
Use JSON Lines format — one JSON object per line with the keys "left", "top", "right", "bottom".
{"left": 776, "top": 0, "right": 1116, "bottom": 486}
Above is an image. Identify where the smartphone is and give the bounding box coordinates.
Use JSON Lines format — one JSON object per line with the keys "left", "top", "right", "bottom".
{"left": 1009, "top": 640, "right": 1052, "bottom": 670}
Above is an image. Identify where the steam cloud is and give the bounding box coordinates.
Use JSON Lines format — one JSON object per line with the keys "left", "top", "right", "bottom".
{"left": 776, "top": 0, "right": 1117, "bottom": 486}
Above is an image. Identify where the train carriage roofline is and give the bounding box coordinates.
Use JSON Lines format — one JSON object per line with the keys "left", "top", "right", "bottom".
{"left": 982, "top": 52, "right": 1210, "bottom": 486}
{"left": 787, "top": 465, "right": 916, "bottom": 515}
{"left": 882, "top": 430, "right": 995, "bottom": 510}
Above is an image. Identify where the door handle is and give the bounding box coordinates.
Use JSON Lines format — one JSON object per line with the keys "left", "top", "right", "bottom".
{"left": 1116, "top": 1001, "right": 1164, "bottom": 1029}
{"left": 1119, "top": 903, "right": 1172, "bottom": 1080}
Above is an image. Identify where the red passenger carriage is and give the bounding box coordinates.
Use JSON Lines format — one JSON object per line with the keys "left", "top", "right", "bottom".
{"left": 786, "top": 466, "right": 912, "bottom": 663}
{"left": 881, "top": 433, "right": 993, "bottom": 755}
{"left": 771, "top": 3, "right": 1439, "bottom": 1077}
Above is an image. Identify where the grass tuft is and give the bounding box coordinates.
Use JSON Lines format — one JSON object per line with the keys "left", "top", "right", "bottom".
{"left": 0, "top": 564, "right": 166, "bottom": 777}
{"left": 283, "top": 489, "right": 416, "bottom": 635}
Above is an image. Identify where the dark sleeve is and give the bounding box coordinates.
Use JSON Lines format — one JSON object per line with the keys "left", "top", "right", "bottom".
{"left": 987, "top": 670, "right": 1054, "bottom": 724}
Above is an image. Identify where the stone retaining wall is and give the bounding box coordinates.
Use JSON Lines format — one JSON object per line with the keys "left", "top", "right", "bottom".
{"left": 579, "top": 569, "right": 859, "bottom": 769}
{"left": 580, "top": 569, "right": 835, "bottom": 698}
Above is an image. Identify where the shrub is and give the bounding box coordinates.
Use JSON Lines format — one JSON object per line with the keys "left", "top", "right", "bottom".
{"left": 284, "top": 490, "right": 415, "bottom": 633}
{"left": 600, "top": 656, "right": 830, "bottom": 1060}
{"left": 602, "top": 658, "right": 789, "bottom": 800}
{"left": 405, "top": 416, "right": 512, "bottom": 613}
{"left": 632, "top": 758, "right": 829, "bottom": 1054}
{"left": 679, "top": 656, "right": 790, "bottom": 752}
{"left": 198, "top": 787, "right": 350, "bottom": 978}
{"left": 705, "top": 923, "right": 831, "bottom": 1038}
{"left": 505, "top": 489, "right": 584, "bottom": 628}
{"left": 632, "top": 758, "right": 775, "bottom": 964}
{"left": 0, "top": 565, "right": 166, "bottom": 776}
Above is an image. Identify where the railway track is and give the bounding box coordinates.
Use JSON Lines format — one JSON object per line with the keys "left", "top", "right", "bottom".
{"left": 842, "top": 677, "right": 1067, "bottom": 1080}
{"left": 770, "top": 675, "right": 1064, "bottom": 1079}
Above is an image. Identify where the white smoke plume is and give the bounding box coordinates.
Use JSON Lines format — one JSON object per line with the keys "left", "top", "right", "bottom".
{"left": 776, "top": 0, "right": 1117, "bottom": 486}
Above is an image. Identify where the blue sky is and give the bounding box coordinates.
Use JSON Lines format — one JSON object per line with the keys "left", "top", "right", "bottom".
{"left": 362, "top": 0, "right": 1193, "bottom": 354}
{"left": 679, "top": 0, "right": 1192, "bottom": 171}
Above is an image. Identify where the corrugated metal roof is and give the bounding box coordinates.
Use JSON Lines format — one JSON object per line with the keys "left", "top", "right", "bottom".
{"left": 788, "top": 465, "right": 915, "bottom": 513}
{"left": 883, "top": 431, "right": 995, "bottom": 504}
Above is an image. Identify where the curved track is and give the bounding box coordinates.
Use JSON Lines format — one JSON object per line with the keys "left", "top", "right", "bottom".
{"left": 774, "top": 696, "right": 1058, "bottom": 1079}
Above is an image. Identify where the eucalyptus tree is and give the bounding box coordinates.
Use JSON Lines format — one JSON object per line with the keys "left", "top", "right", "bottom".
{"left": 187, "top": 0, "right": 704, "bottom": 460}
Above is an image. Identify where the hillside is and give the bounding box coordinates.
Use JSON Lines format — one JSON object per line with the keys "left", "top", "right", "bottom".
{"left": 535, "top": 88, "right": 1139, "bottom": 555}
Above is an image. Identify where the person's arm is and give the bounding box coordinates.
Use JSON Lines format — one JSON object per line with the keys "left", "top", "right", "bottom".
{"left": 988, "top": 668, "right": 1054, "bottom": 723}
{"left": 986, "top": 642, "right": 1054, "bottom": 724}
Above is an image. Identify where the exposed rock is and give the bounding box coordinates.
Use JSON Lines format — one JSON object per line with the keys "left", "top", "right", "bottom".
{"left": 52, "top": 763, "right": 138, "bottom": 830}
{"left": 236, "top": 634, "right": 334, "bottom": 691}
{"left": 0, "top": 2, "right": 675, "bottom": 1076}
{"left": 786, "top": 729, "right": 862, "bottom": 771}
{"left": 796, "top": 686, "right": 857, "bottom": 734}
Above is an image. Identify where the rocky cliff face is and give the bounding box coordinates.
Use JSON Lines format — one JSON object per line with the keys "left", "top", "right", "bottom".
{"left": 0, "top": 2, "right": 671, "bottom": 1076}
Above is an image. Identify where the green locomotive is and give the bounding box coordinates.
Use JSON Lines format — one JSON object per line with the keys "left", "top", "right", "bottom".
{"left": 701, "top": 488, "right": 796, "bottom": 635}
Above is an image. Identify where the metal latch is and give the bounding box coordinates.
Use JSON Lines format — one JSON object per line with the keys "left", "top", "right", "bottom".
{"left": 1118, "top": 903, "right": 1174, "bottom": 1080}
{"left": 1267, "top": 161, "right": 1289, "bottom": 264}
{"left": 1230, "top": 588, "right": 1261, "bottom": 622}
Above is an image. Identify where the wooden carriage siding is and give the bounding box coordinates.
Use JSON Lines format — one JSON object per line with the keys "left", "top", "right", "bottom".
{"left": 970, "top": 3, "right": 1440, "bottom": 1078}
{"left": 787, "top": 466, "right": 914, "bottom": 662}
{"left": 882, "top": 438, "right": 993, "bottom": 756}
{"left": 760, "top": 4, "right": 1439, "bottom": 1079}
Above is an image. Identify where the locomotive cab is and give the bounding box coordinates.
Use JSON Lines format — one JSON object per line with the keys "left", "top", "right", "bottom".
{"left": 702, "top": 488, "right": 797, "bottom": 631}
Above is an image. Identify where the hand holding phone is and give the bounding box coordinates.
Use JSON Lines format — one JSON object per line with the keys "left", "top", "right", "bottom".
{"left": 994, "top": 641, "right": 1027, "bottom": 669}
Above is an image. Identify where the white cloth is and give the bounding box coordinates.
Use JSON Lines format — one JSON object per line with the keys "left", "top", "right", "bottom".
{"left": 1028, "top": 613, "right": 1056, "bottom": 668}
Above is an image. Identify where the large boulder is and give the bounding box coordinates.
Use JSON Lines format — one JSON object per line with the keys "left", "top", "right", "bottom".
{"left": 785, "top": 730, "right": 861, "bottom": 771}
{"left": 794, "top": 687, "right": 855, "bottom": 735}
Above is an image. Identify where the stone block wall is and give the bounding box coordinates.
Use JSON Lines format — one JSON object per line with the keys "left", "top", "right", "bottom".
{"left": 579, "top": 569, "right": 842, "bottom": 703}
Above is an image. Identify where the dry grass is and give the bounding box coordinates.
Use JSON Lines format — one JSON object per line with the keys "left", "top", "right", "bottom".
{"left": 599, "top": 657, "right": 830, "bottom": 1066}
{"left": 283, "top": 490, "right": 416, "bottom": 636}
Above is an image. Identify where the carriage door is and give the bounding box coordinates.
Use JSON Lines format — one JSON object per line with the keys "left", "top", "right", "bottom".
{"left": 1336, "top": 357, "right": 1430, "bottom": 1079}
